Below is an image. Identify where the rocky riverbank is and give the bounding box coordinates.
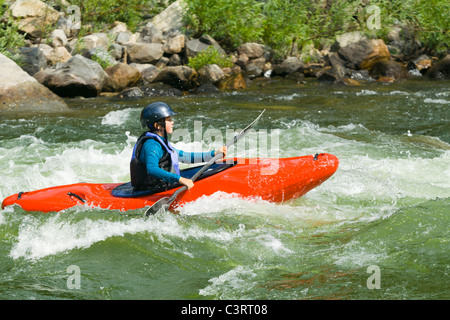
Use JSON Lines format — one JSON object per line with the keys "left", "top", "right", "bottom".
{"left": 1, "top": 0, "right": 449, "bottom": 112}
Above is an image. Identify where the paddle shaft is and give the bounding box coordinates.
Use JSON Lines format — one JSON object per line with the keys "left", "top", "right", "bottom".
{"left": 145, "top": 109, "right": 265, "bottom": 216}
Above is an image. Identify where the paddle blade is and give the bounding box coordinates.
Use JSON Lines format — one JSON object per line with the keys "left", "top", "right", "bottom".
{"left": 144, "top": 197, "right": 170, "bottom": 216}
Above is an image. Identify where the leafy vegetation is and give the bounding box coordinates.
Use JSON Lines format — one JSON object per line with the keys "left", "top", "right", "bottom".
{"left": 0, "top": 0, "right": 448, "bottom": 62}
{"left": 187, "top": 46, "right": 233, "bottom": 71}
{"left": 183, "top": 0, "right": 450, "bottom": 58}
{"left": 0, "top": 0, "right": 27, "bottom": 60}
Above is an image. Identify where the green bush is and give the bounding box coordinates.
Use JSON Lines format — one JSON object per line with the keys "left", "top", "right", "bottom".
{"left": 0, "top": 0, "right": 27, "bottom": 61}
{"left": 183, "top": 0, "right": 449, "bottom": 58}
{"left": 187, "top": 46, "right": 233, "bottom": 71}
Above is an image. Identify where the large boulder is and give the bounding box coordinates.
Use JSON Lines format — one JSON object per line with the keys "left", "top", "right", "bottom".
{"left": 103, "top": 63, "right": 141, "bottom": 92}
{"left": 338, "top": 39, "right": 390, "bottom": 70}
{"left": 34, "top": 54, "right": 108, "bottom": 97}
{"left": 272, "top": 57, "right": 304, "bottom": 77}
{"left": 126, "top": 43, "right": 164, "bottom": 64}
{"left": 237, "top": 43, "right": 265, "bottom": 59}
{"left": 153, "top": 66, "right": 197, "bottom": 90}
{"left": 198, "top": 64, "right": 225, "bottom": 84}
{"left": 1, "top": 0, "right": 60, "bottom": 39}
{"left": 0, "top": 53, "right": 68, "bottom": 112}
{"left": 152, "top": 0, "right": 185, "bottom": 36}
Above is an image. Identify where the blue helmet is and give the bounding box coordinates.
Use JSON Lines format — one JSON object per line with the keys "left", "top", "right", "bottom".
{"left": 140, "top": 102, "right": 177, "bottom": 129}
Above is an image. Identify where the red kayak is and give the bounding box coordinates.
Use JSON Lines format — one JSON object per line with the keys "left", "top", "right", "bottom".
{"left": 2, "top": 154, "right": 338, "bottom": 213}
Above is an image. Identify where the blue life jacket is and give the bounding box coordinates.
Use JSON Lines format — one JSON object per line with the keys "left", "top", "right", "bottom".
{"left": 130, "top": 132, "right": 180, "bottom": 190}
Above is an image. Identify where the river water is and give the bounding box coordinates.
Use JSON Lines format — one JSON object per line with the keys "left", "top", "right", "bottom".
{"left": 0, "top": 78, "right": 449, "bottom": 300}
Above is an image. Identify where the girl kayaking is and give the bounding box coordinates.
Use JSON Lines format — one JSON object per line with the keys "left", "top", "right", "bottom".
{"left": 130, "top": 102, "right": 227, "bottom": 191}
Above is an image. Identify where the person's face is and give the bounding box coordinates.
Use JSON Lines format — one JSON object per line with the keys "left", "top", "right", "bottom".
{"left": 165, "top": 116, "right": 174, "bottom": 134}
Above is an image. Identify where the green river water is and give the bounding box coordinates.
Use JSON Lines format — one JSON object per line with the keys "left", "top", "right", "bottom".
{"left": 0, "top": 78, "right": 449, "bottom": 301}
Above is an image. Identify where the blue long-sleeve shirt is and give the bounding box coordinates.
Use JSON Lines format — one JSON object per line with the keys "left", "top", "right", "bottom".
{"left": 140, "top": 139, "right": 215, "bottom": 184}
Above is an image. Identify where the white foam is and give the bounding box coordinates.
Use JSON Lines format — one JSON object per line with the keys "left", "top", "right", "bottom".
{"left": 9, "top": 210, "right": 243, "bottom": 261}
{"left": 424, "top": 98, "right": 450, "bottom": 105}
{"left": 199, "top": 265, "right": 258, "bottom": 298}
{"left": 101, "top": 108, "right": 133, "bottom": 126}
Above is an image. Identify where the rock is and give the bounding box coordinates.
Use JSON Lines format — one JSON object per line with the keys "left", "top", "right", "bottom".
{"left": 217, "top": 73, "right": 247, "bottom": 91}
{"left": 245, "top": 57, "right": 266, "bottom": 78}
{"left": 152, "top": 0, "right": 185, "bottom": 36}
{"left": 302, "top": 62, "right": 326, "bottom": 78}
{"left": 126, "top": 42, "right": 164, "bottom": 64}
{"left": 331, "top": 31, "right": 367, "bottom": 51}
{"left": 168, "top": 53, "right": 182, "bottom": 66}
{"left": 115, "top": 32, "right": 132, "bottom": 45}
{"left": 140, "top": 83, "right": 183, "bottom": 97}
{"left": 153, "top": 66, "right": 197, "bottom": 90}
{"left": 109, "top": 43, "right": 124, "bottom": 60}
{"left": 1, "top": 0, "right": 60, "bottom": 39}
{"left": 369, "top": 59, "right": 409, "bottom": 80}
{"left": 117, "top": 87, "right": 143, "bottom": 99}
{"left": 387, "top": 25, "right": 422, "bottom": 56}
{"left": 139, "top": 22, "right": 163, "bottom": 44}
{"left": 50, "top": 29, "right": 68, "bottom": 48}
{"left": 377, "top": 77, "right": 395, "bottom": 83}
{"left": 130, "top": 63, "right": 160, "bottom": 84}
{"left": 163, "top": 35, "right": 185, "bottom": 55}
{"left": 186, "top": 35, "right": 225, "bottom": 58}
{"left": 195, "top": 83, "right": 220, "bottom": 94}
{"left": 272, "top": 57, "right": 304, "bottom": 76}
{"left": 108, "top": 21, "right": 128, "bottom": 36}
{"left": 426, "top": 55, "right": 450, "bottom": 80}
{"left": 140, "top": 65, "right": 160, "bottom": 85}
{"left": 412, "top": 55, "right": 432, "bottom": 74}
{"left": 103, "top": 63, "right": 141, "bottom": 92}
{"left": 81, "top": 33, "right": 110, "bottom": 51}
{"left": 285, "top": 71, "right": 306, "bottom": 83}
{"left": 86, "top": 47, "right": 117, "bottom": 68}
{"left": 17, "top": 46, "right": 46, "bottom": 76}
{"left": 0, "top": 53, "right": 68, "bottom": 112}
{"left": 237, "top": 43, "right": 265, "bottom": 59}
{"left": 155, "top": 56, "right": 169, "bottom": 69}
{"left": 338, "top": 39, "right": 390, "bottom": 70}
{"left": 198, "top": 64, "right": 225, "bottom": 84}
{"left": 34, "top": 54, "right": 108, "bottom": 97}
{"left": 38, "top": 44, "right": 71, "bottom": 66}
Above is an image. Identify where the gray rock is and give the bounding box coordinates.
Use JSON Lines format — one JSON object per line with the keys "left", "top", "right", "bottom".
{"left": 272, "top": 57, "right": 304, "bottom": 76}
{"left": 17, "top": 46, "right": 47, "bottom": 76}
{"left": 34, "top": 54, "right": 109, "bottom": 97}
{"left": 0, "top": 52, "right": 68, "bottom": 112}
{"left": 126, "top": 42, "right": 164, "bottom": 64}
{"left": 198, "top": 64, "right": 225, "bottom": 84}
{"left": 152, "top": 0, "right": 185, "bottom": 36}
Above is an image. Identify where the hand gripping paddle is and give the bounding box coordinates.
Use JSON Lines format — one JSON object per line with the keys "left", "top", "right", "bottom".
{"left": 144, "top": 109, "right": 266, "bottom": 216}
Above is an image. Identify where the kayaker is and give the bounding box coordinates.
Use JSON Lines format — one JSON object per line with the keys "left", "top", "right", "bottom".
{"left": 131, "top": 102, "right": 227, "bottom": 191}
